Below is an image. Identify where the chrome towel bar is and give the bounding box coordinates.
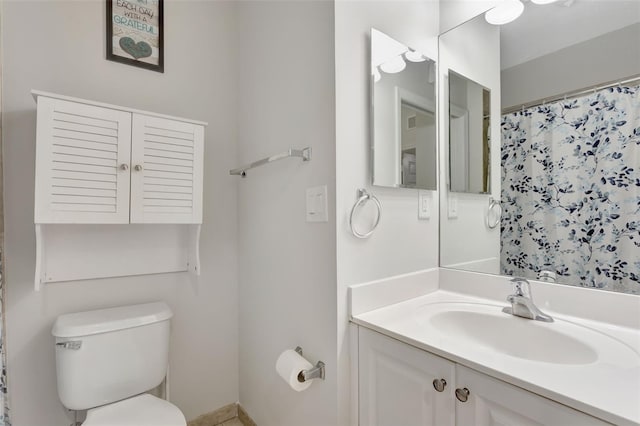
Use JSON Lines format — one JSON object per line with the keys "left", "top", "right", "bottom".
{"left": 229, "top": 147, "right": 311, "bottom": 177}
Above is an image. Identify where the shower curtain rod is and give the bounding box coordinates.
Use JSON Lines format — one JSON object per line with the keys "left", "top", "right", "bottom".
{"left": 502, "top": 74, "right": 640, "bottom": 115}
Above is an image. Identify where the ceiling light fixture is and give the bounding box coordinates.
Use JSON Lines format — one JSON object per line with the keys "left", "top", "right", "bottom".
{"left": 485, "top": 0, "right": 525, "bottom": 25}
{"left": 531, "top": 0, "right": 560, "bottom": 4}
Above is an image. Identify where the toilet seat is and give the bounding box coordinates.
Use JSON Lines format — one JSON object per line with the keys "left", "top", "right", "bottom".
{"left": 83, "top": 394, "right": 186, "bottom": 426}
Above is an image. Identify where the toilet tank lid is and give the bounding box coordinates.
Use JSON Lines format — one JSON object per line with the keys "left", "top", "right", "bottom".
{"left": 52, "top": 302, "right": 173, "bottom": 338}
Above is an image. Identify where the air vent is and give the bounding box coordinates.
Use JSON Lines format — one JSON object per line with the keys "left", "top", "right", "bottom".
{"left": 407, "top": 115, "right": 417, "bottom": 129}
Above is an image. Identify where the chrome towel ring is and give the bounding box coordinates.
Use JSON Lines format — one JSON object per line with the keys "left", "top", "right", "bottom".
{"left": 487, "top": 197, "right": 502, "bottom": 229}
{"left": 349, "top": 189, "right": 382, "bottom": 239}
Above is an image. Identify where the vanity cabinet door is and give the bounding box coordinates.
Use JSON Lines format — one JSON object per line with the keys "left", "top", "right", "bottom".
{"left": 455, "top": 365, "right": 610, "bottom": 426}
{"left": 130, "top": 114, "right": 204, "bottom": 224}
{"left": 359, "top": 328, "right": 455, "bottom": 426}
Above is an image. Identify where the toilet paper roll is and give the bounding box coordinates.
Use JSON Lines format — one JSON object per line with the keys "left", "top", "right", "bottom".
{"left": 276, "top": 349, "right": 314, "bottom": 392}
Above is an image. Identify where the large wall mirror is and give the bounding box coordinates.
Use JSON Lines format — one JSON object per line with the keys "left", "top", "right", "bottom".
{"left": 439, "top": 1, "right": 639, "bottom": 294}
{"left": 371, "top": 28, "right": 437, "bottom": 190}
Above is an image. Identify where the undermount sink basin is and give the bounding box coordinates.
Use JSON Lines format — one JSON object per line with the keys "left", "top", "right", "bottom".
{"left": 413, "top": 302, "right": 638, "bottom": 366}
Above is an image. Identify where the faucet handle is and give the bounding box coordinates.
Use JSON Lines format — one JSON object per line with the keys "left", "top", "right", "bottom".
{"left": 510, "top": 277, "right": 531, "bottom": 298}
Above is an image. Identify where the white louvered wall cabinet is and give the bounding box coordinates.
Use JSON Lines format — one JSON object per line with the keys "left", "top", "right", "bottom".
{"left": 32, "top": 91, "right": 206, "bottom": 289}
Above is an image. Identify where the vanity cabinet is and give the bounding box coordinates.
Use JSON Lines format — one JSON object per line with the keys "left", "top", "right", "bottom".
{"left": 358, "top": 327, "right": 455, "bottom": 426}
{"left": 358, "top": 328, "right": 609, "bottom": 426}
{"left": 34, "top": 92, "right": 204, "bottom": 224}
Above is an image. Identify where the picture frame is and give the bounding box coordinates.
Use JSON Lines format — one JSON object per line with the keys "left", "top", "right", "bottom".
{"left": 106, "top": 0, "right": 164, "bottom": 73}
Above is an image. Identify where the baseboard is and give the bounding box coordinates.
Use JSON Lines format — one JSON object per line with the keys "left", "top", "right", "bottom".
{"left": 187, "top": 403, "right": 256, "bottom": 426}
{"left": 238, "top": 405, "right": 257, "bottom": 426}
{"left": 187, "top": 403, "right": 236, "bottom": 426}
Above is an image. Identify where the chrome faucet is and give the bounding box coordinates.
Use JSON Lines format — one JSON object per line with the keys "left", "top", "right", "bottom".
{"left": 502, "top": 277, "right": 554, "bottom": 322}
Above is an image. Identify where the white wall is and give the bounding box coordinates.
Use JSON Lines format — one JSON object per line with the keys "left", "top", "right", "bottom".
{"left": 438, "top": 13, "right": 501, "bottom": 272}
{"left": 335, "top": 1, "right": 440, "bottom": 424}
{"left": 2, "top": 1, "right": 239, "bottom": 424}
{"left": 236, "top": 2, "right": 337, "bottom": 426}
{"left": 501, "top": 23, "right": 640, "bottom": 109}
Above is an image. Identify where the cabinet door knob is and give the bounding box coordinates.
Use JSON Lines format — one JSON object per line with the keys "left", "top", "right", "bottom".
{"left": 432, "top": 378, "right": 447, "bottom": 392}
{"left": 134, "top": 164, "right": 144, "bottom": 172}
{"left": 120, "top": 163, "right": 129, "bottom": 171}
{"left": 455, "top": 388, "right": 470, "bottom": 402}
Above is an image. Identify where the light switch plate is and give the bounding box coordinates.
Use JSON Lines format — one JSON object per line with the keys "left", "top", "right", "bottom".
{"left": 306, "top": 185, "right": 328, "bottom": 222}
{"left": 418, "top": 191, "right": 430, "bottom": 220}
{"left": 448, "top": 193, "right": 458, "bottom": 218}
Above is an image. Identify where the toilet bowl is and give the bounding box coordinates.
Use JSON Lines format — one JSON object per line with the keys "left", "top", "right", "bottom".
{"left": 52, "top": 302, "right": 186, "bottom": 426}
{"left": 83, "top": 394, "right": 185, "bottom": 426}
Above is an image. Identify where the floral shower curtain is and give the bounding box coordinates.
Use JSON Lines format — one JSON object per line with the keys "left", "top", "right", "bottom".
{"left": 501, "top": 84, "right": 640, "bottom": 294}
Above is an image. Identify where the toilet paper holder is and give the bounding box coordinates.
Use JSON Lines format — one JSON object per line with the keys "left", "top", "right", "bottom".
{"left": 295, "top": 346, "right": 325, "bottom": 382}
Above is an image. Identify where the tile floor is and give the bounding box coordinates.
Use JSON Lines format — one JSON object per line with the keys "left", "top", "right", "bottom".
{"left": 216, "top": 417, "right": 245, "bottom": 426}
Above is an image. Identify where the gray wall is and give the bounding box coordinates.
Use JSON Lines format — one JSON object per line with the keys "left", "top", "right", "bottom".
{"left": 236, "top": 2, "right": 337, "bottom": 425}
{"left": 501, "top": 23, "right": 640, "bottom": 109}
{"left": 2, "top": 1, "right": 239, "bottom": 424}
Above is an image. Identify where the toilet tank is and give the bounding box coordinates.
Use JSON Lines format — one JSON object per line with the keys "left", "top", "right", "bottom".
{"left": 52, "top": 302, "right": 173, "bottom": 410}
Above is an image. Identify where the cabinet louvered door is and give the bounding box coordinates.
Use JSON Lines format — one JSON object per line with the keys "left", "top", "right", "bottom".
{"left": 34, "top": 97, "right": 132, "bottom": 223}
{"left": 130, "top": 114, "right": 204, "bottom": 224}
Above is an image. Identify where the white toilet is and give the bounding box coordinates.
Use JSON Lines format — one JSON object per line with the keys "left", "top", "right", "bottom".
{"left": 52, "top": 302, "right": 186, "bottom": 426}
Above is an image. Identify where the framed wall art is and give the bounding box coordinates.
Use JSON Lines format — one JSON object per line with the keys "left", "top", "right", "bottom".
{"left": 106, "top": 0, "right": 164, "bottom": 72}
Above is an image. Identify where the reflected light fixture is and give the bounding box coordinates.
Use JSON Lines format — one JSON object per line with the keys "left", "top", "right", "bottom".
{"left": 380, "top": 55, "right": 406, "bottom": 74}
{"left": 485, "top": 0, "right": 525, "bottom": 25}
{"left": 405, "top": 50, "right": 426, "bottom": 63}
{"left": 531, "top": 0, "right": 560, "bottom": 3}
{"left": 373, "top": 66, "right": 381, "bottom": 83}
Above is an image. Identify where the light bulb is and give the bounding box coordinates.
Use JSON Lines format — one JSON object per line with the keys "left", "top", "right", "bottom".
{"left": 405, "top": 50, "right": 426, "bottom": 63}
{"left": 531, "top": 0, "right": 559, "bottom": 4}
{"left": 485, "top": 0, "right": 524, "bottom": 25}
{"left": 380, "top": 55, "right": 406, "bottom": 74}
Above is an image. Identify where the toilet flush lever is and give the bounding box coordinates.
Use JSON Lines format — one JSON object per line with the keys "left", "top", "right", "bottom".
{"left": 56, "top": 341, "right": 82, "bottom": 350}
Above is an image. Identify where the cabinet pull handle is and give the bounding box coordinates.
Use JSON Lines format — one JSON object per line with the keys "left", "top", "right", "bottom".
{"left": 432, "top": 378, "right": 447, "bottom": 392}
{"left": 134, "top": 164, "right": 144, "bottom": 172}
{"left": 120, "top": 164, "right": 129, "bottom": 171}
{"left": 455, "top": 387, "right": 470, "bottom": 402}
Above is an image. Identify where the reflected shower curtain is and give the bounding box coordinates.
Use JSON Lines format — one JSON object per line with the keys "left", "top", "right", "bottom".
{"left": 501, "top": 84, "right": 640, "bottom": 294}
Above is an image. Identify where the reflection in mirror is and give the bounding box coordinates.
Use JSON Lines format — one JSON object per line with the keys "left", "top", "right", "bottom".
{"left": 371, "top": 28, "right": 437, "bottom": 190}
{"left": 449, "top": 70, "right": 491, "bottom": 194}
{"left": 439, "top": 2, "right": 640, "bottom": 294}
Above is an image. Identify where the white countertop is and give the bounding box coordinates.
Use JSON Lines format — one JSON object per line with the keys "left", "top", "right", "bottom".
{"left": 352, "top": 289, "right": 640, "bottom": 426}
